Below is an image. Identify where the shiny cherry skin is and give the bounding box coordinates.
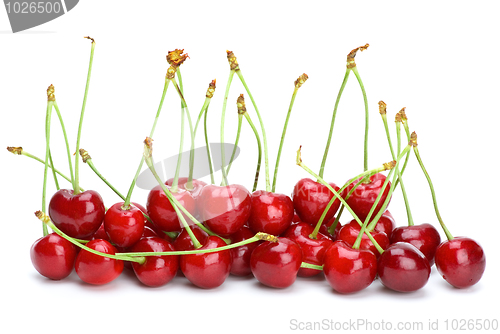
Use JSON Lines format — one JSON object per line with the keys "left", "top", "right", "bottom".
{"left": 248, "top": 190, "right": 294, "bottom": 236}
{"left": 173, "top": 225, "right": 210, "bottom": 251}
{"left": 197, "top": 184, "right": 251, "bottom": 236}
{"left": 147, "top": 185, "right": 196, "bottom": 232}
{"left": 283, "top": 222, "right": 333, "bottom": 277}
{"left": 180, "top": 236, "right": 232, "bottom": 289}
{"left": 229, "top": 226, "right": 260, "bottom": 276}
{"left": 373, "top": 210, "right": 396, "bottom": 235}
{"left": 30, "top": 232, "right": 78, "bottom": 280}
{"left": 166, "top": 177, "right": 207, "bottom": 199}
{"left": 435, "top": 237, "right": 485, "bottom": 288}
{"left": 75, "top": 239, "right": 123, "bottom": 285}
{"left": 344, "top": 173, "right": 391, "bottom": 222}
{"left": 48, "top": 189, "right": 105, "bottom": 239}
{"left": 378, "top": 242, "right": 431, "bottom": 292}
{"left": 323, "top": 240, "right": 378, "bottom": 294}
{"left": 250, "top": 237, "right": 303, "bottom": 288}
{"left": 104, "top": 202, "right": 145, "bottom": 248}
{"left": 130, "top": 236, "right": 179, "bottom": 287}
{"left": 390, "top": 223, "right": 441, "bottom": 266}
{"left": 319, "top": 216, "right": 343, "bottom": 241}
{"left": 292, "top": 178, "right": 343, "bottom": 226}
{"left": 337, "top": 220, "right": 390, "bottom": 258}
{"left": 91, "top": 223, "right": 110, "bottom": 241}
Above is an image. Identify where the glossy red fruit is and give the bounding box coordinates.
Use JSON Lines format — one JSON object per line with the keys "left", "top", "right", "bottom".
{"left": 344, "top": 173, "right": 391, "bottom": 221}
{"left": 104, "top": 202, "right": 145, "bottom": 248}
{"left": 319, "top": 216, "right": 343, "bottom": 241}
{"left": 337, "top": 220, "right": 390, "bottom": 258}
{"left": 197, "top": 184, "right": 251, "bottom": 236}
{"left": 248, "top": 190, "right": 294, "bottom": 236}
{"left": 435, "top": 237, "right": 485, "bottom": 288}
{"left": 373, "top": 210, "right": 396, "bottom": 235}
{"left": 377, "top": 242, "right": 431, "bottom": 292}
{"left": 166, "top": 177, "right": 207, "bottom": 199}
{"left": 292, "top": 178, "right": 342, "bottom": 226}
{"left": 75, "top": 239, "right": 123, "bottom": 285}
{"left": 323, "top": 241, "right": 378, "bottom": 294}
{"left": 283, "top": 222, "right": 333, "bottom": 277}
{"left": 48, "top": 189, "right": 105, "bottom": 239}
{"left": 30, "top": 233, "right": 78, "bottom": 280}
{"left": 229, "top": 226, "right": 260, "bottom": 276}
{"left": 180, "top": 236, "right": 232, "bottom": 289}
{"left": 91, "top": 223, "right": 110, "bottom": 241}
{"left": 147, "top": 185, "right": 196, "bottom": 232}
{"left": 390, "top": 223, "right": 441, "bottom": 266}
{"left": 173, "top": 225, "right": 209, "bottom": 251}
{"left": 130, "top": 237, "right": 179, "bottom": 287}
{"left": 250, "top": 237, "right": 303, "bottom": 288}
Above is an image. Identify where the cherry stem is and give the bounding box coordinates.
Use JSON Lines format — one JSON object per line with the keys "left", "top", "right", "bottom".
{"left": 74, "top": 38, "right": 96, "bottom": 196}
{"left": 300, "top": 262, "right": 323, "bottom": 271}
{"left": 243, "top": 111, "right": 262, "bottom": 192}
{"left": 224, "top": 113, "right": 243, "bottom": 178}
{"left": 41, "top": 99, "right": 54, "bottom": 237}
{"left": 193, "top": 97, "right": 215, "bottom": 184}
{"left": 319, "top": 67, "right": 351, "bottom": 179}
{"left": 220, "top": 70, "right": 236, "bottom": 186}
{"left": 296, "top": 147, "right": 384, "bottom": 254}
{"left": 171, "top": 98, "right": 185, "bottom": 193}
{"left": 48, "top": 150, "right": 60, "bottom": 190}
{"left": 351, "top": 66, "right": 369, "bottom": 172}
{"left": 53, "top": 101, "right": 75, "bottom": 187}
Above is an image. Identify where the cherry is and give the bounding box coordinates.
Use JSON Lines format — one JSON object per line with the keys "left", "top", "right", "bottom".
{"left": 319, "top": 216, "right": 343, "bottom": 241}
{"left": 323, "top": 240, "right": 377, "bottom": 294}
{"left": 283, "top": 222, "right": 333, "bottom": 277}
{"left": 180, "top": 236, "right": 232, "bottom": 289}
{"left": 344, "top": 173, "right": 391, "bottom": 222}
{"left": 373, "top": 210, "right": 396, "bottom": 235}
{"left": 229, "top": 226, "right": 260, "bottom": 276}
{"left": 250, "top": 237, "right": 303, "bottom": 288}
{"left": 197, "top": 184, "right": 251, "bottom": 237}
{"left": 377, "top": 242, "right": 431, "bottom": 292}
{"left": 75, "top": 239, "right": 124, "bottom": 285}
{"left": 166, "top": 177, "right": 207, "bottom": 199}
{"left": 130, "top": 236, "right": 179, "bottom": 287}
{"left": 173, "top": 225, "right": 209, "bottom": 251}
{"left": 48, "top": 188, "right": 105, "bottom": 239}
{"left": 292, "top": 178, "right": 343, "bottom": 226}
{"left": 337, "top": 220, "right": 390, "bottom": 258}
{"left": 435, "top": 237, "right": 486, "bottom": 288}
{"left": 30, "top": 232, "right": 78, "bottom": 280}
{"left": 103, "top": 202, "right": 145, "bottom": 248}
{"left": 390, "top": 223, "right": 441, "bottom": 266}
{"left": 248, "top": 190, "right": 294, "bottom": 236}
{"left": 91, "top": 223, "right": 110, "bottom": 241}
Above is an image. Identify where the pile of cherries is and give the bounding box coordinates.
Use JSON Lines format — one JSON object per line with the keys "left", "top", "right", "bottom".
{"left": 18, "top": 39, "right": 485, "bottom": 293}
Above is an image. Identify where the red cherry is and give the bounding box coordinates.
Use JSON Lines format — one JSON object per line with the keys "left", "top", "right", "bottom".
{"left": 292, "top": 178, "right": 342, "bottom": 226}
{"left": 323, "top": 240, "right": 378, "bottom": 294}
{"left": 173, "top": 225, "right": 209, "bottom": 251}
{"left": 373, "top": 210, "right": 396, "bottom": 235}
{"left": 130, "top": 237, "right": 179, "bottom": 287}
{"left": 166, "top": 177, "right": 207, "bottom": 199}
{"left": 337, "top": 220, "right": 390, "bottom": 258}
{"left": 319, "top": 216, "right": 343, "bottom": 241}
{"left": 390, "top": 223, "right": 441, "bottom": 266}
{"left": 197, "top": 184, "right": 251, "bottom": 236}
{"left": 30, "top": 232, "right": 78, "bottom": 280}
{"left": 248, "top": 190, "right": 294, "bottom": 236}
{"left": 229, "top": 226, "right": 260, "bottom": 276}
{"left": 180, "top": 236, "right": 232, "bottom": 289}
{"left": 104, "top": 202, "right": 145, "bottom": 248}
{"left": 283, "top": 222, "right": 333, "bottom": 277}
{"left": 75, "top": 239, "right": 124, "bottom": 285}
{"left": 344, "top": 173, "right": 391, "bottom": 221}
{"left": 146, "top": 185, "right": 196, "bottom": 232}
{"left": 91, "top": 223, "right": 110, "bottom": 241}
{"left": 131, "top": 202, "right": 148, "bottom": 214}
{"left": 250, "top": 237, "right": 303, "bottom": 288}
{"left": 48, "top": 189, "right": 105, "bottom": 239}
{"left": 435, "top": 237, "right": 486, "bottom": 288}
{"left": 377, "top": 242, "right": 431, "bottom": 292}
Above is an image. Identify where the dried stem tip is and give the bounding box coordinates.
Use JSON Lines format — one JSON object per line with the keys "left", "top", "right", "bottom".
{"left": 255, "top": 232, "right": 279, "bottom": 243}
{"left": 167, "top": 49, "right": 189, "bottom": 68}
{"left": 399, "top": 107, "right": 407, "bottom": 122}
{"left": 410, "top": 132, "right": 418, "bottom": 147}
{"left": 383, "top": 160, "right": 396, "bottom": 170}
{"left": 7, "top": 146, "right": 23, "bottom": 155}
{"left": 378, "top": 101, "right": 387, "bottom": 115}
{"left": 294, "top": 73, "right": 309, "bottom": 89}
{"left": 226, "top": 50, "right": 240, "bottom": 71}
{"left": 84, "top": 36, "right": 95, "bottom": 44}
{"left": 395, "top": 112, "right": 402, "bottom": 123}
{"left": 296, "top": 145, "right": 303, "bottom": 165}
{"left": 237, "top": 94, "right": 246, "bottom": 114}
{"left": 143, "top": 137, "right": 153, "bottom": 158}
{"left": 47, "top": 84, "right": 55, "bottom": 101}
{"left": 166, "top": 65, "right": 177, "bottom": 80}
{"left": 206, "top": 79, "right": 216, "bottom": 98}
{"left": 35, "top": 210, "right": 50, "bottom": 223}
{"left": 79, "top": 149, "right": 91, "bottom": 163}
{"left": 347, "top": 43, "right": 369, "bottom": 69}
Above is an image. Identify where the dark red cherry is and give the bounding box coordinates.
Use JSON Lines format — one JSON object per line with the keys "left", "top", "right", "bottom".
{"left": 283, "top": 222, "right": 333, "bottom": 277}
{"left": 91, "top": 223, "right": 110, "bottom": 241}
{"left": 75, "top": 239, "right": 124, "bottom": 285}
{"left": 173, "top": 225, "right": 210, "bottom": 251}
{"left": 166, "top": 177, "right": 207, "bottom": 199}
{"left": 390, "top": 223, "right": 441, "bottom": 266}
{"left": 130, "top": 236, "right": 179, "bottom": 287}
{"left": 292, "top": 178, "right": 342, "bottom": 226}
{"left": 104, "top": 202, "right": 145, "bottom": 248}
{"left": 344, "top": 173, "right": 391, "bottom": 221}
{"left": 30, "top": 232, "right": 78, "bottom": 280}
{"left": 248, "top": 190, "right": 294, "bottom": 236}
{"left": 319, "top": 216, "right": 343, "bottom": 241}
{"left": 373, "top": 210, "right": 396, "bottom": 235}
{"left": 147, "top": 185, "right": 196, "bottom": 232}
{"left": 435, "top": 237, "right": 485, "bottom": 288}
{"left": 229, "top": 226, "right": 260, "bottom": 276}
{"left": 323, "top": 240, "right": 378, "bottom": 294}
{"left": 377, "top": 242, "right": 431, "bottom": 292}
{"left": 337, "top": 220, "right": 390, "bottom": 258}
{"left": 197, "top": 184, "right": 251, "bottom": 236}
{"left": 48, "top": 189, "right": 105, "bottom": 239}
{"left": 180, "top": 236, "right": 232, "bottom": 289}
{"left": 250, "top": 237, "right": 303, "bottom": 288}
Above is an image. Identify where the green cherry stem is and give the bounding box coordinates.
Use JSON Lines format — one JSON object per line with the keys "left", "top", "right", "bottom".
{"left": 41, "top": 93, "right": 54, "bottom": 237}
{"left": 220, "top": 68, "right": 236, "bottom": 186}
{"left": 300, "top": 262, "right": 324, "bottom": 271}
{"left": 170, "top": 98, "right": 185, "bottom": 193}
{"left": 48, "top": 150, "right": 60, "bottom": 190}
{"left": 378, "top": 101, "right": 396, "bottom": 160}
{"left": 225, "top": 113, "right": 243, "bottom": 178}
{"left": 53, "top": 101, "right": 75, "bottom": 188}
{"left": 240, "top": 96, "right": 263, "bottom": 192}
{"left": 351, "top": 66, "right": 369, "bottom": 172}
{"left": 194, "top": 80, "right": 216, "bottom": 184}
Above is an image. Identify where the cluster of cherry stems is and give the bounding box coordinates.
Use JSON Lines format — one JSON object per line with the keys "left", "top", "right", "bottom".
{"left": 11, "top": 38, "right": 486, "bottom": 293}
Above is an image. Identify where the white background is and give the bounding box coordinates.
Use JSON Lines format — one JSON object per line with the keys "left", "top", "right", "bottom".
{"left": 1, "top": 1, "right": 499, "bottom": 333}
